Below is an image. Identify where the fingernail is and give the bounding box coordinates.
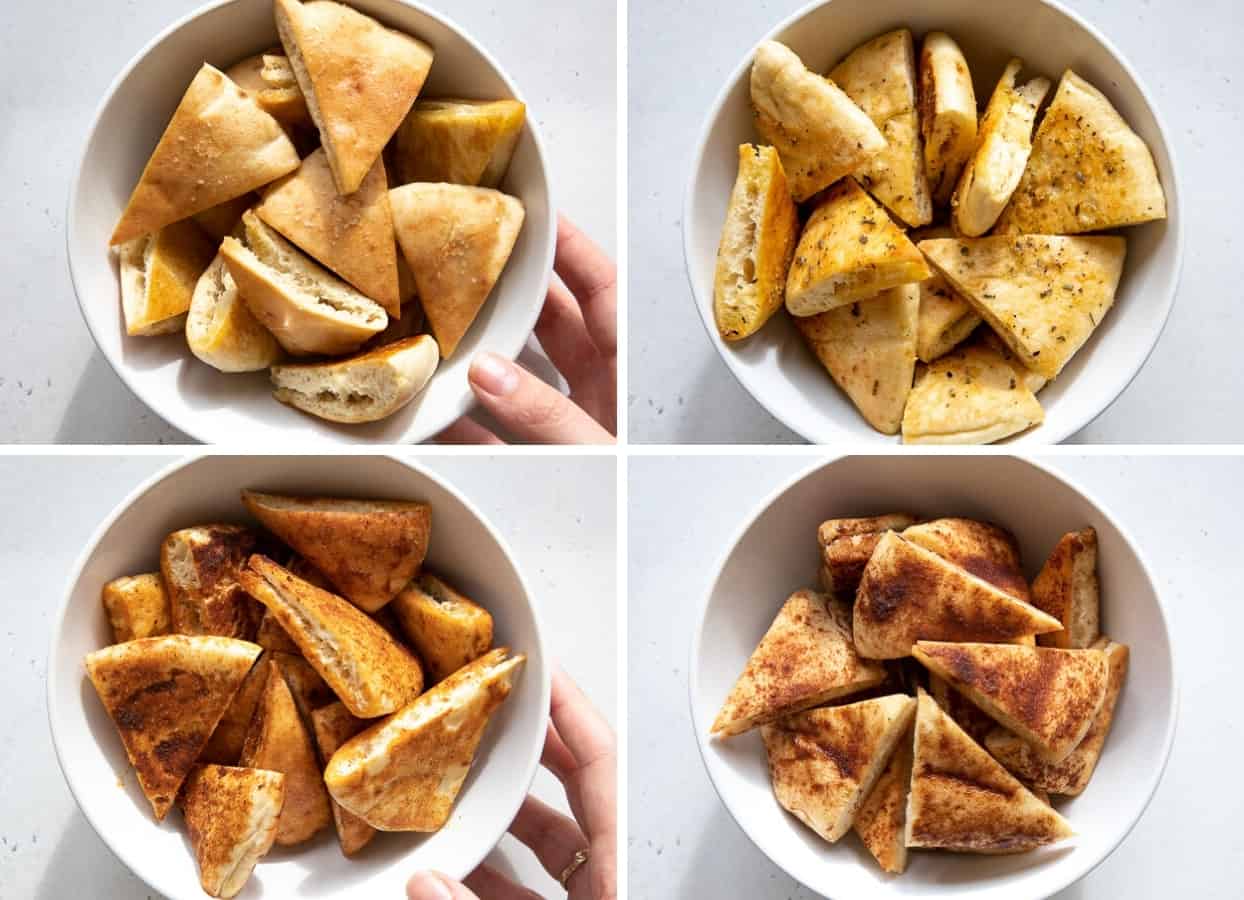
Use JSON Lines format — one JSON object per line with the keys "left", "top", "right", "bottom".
{"left": 407, "top": 872, "right": 453, "bottom": 900}
{"left": 470, "top": 352, "right": 520, "bottom": 396}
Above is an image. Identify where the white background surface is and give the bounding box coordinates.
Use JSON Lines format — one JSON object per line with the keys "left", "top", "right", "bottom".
{"left": 0, "top": 0, "right": 616, "bottom": 443}
{"left": 628, "top": 0, "right": 1244, "bottom": 444}
{"left": 0, "top": 453, "right": 617, "bottom": 899}
{"left": 628, "top": 454, "right": 1244, "bottom": 898}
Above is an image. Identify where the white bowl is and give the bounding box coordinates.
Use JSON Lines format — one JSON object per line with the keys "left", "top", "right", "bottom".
{"left": 683, "top": 0, "right": 1183, "bottom": 444}
{"left": 67, "top": 0, "right": 555, "bottom": 444}
{"left": 48, "top": 455, "right": 551, "bottom": 899}
{"left": 689, "top": 455, "right": 1177, "bottom": 899}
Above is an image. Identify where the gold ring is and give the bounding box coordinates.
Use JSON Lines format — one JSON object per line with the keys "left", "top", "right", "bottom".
{"left": 558, "top": 847, "right": 590, "bottom": 889}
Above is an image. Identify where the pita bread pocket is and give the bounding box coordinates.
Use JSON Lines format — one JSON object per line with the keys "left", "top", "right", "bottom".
{"left": 110, "top": 64, "right": 299, "bottom": 246}
{"left": 998, "top": 70, "right": 1166, "bottom": 234}
{"left": 794, "top": 283, "right": 919, "bottom": 435}
{"left": 239, "top": 554, "right": 425, "bottom": 718}
{"left": 951, "top": 59, "right": 1050, "bottom": 237}
{"left": 274, "top": 0, "right": 434, "bottom": 194}
{"left": 913, "top": 641, "right": 1109, "bottom": 763}
{"left": 116, "top": 219, "right": 218, "bottom": 336}
{"left": 187, "top": 251, "right": 284, "bottom": 374}
{"left": 817, "top": 514, "right": 918, "bottom": 601}
{"left": 201, "top": 649, "right": 271, "bottom": 766}
{"left": 986, "top": 638, "right": 1128, "bottom": 795}
{"left": 238, "top": 658, "right": 332, "bottom": 845}
{"left": 902, "top": 518, "right": 1032, "bottom": 604}
{"left": 762, "top": 695, "right": 916, "bottom": 844}
{"left": 389, "top": 182, "right": 525, "bottom": 358}
{"left": 829, "top": 29, "right": 932, "bottom": 227}
{"left": 906, "top": 688, "right": 1074, "bottom": 852}
{"left": 220, "top": 211, "right": 388, "bottom": 357}
{"left": 713, "top": 143, "right": 800, "bottom": 341}
{"left": 102, "top": 573, "right": 170, "bottom": 644}
{"left": 711, "top": 589, "right": 887, "bottom": 737}
{"left": 240, "top": 490, "right": 431, "bottom": 613}
{"left": 255, "top": 148, "right": 400, "bottom": 315}
{"left": 311, "top": 702, "right": 377, "bottom": 856}
{"left": 784, "top": 179, "right": 930, "bottom": 317}
{"left": 84, "top": 635, "right": 261, "bottom": 820}
{"left": 852, "top": 724, "right": 913, "bottom": 873}
{"left": 853, "top": 532, "right": 1061, "bottom": 659}
{"left": 181, "top": 764, "right": 285, "bottom": 898}
{"left": 749, "top": 40, "right": 886, "bottom": 202}
{"left": 390, "top": 574, "right": 494, "bottom": 682}
{"left": 393, "top": 99, "right": 526, "bottom": 188}
{"left": 919, "top": 32, "right": 977, "bottom": 206}
{"left": 161, "top": 524, "right": 264, "bottom": 640}
{"left": 918, "top": 234, "right": 1127, "bottom": 380}
{"left": 324, "top": 648, "right": 524, "bottom": 831}
{"left": 1032, "top": 527, "right": 1101, "bottom": 649}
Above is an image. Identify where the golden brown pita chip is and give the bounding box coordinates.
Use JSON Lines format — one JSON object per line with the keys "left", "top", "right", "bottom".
{"left": 311, "top": 702, "right": 377, "bottom": 856}
{"left": 181, "top": 764, "right": 285, "bottom": 898}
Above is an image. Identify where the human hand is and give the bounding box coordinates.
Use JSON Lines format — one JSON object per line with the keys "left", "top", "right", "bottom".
{"left": 406, "top": 666, "right": 616, "bottom": 900}
{"left": 436, "top": 215, "right": 617, "bottom": 445}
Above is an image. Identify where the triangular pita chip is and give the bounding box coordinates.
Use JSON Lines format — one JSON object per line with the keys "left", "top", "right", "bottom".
{"left": 160, "top": 524, "right": 264, "bottom": 640}
{"left": 785, "top": 178, "right": 930, "bottom": 317}
{"left": 711, "top": 590, "right": 887, "bottom": 737}
{"left": 239, "top": 554, "right": 425, "bottom": 717}
{"left": 116, "top": 219, "right": 218, "bottom": 336}
{"left": 853, "top": 724, "right": 913, "bottom": 873}
{"left": 794, "top": 283, "right": 919, "bottom": 435}
{"left": 911, "top": 226, "right": 979, "bottom": 362}
{"left": 255, "top": 148, "right": 400, "bottom": 315}
{"left": 902, "top": 518, "right": 1032, "bottom": 603}
{"left": 238, "top": 658, "right": 331, "bottom": 845}
{"left": 241, "top": 490, "right": 431, "bottom": 613}
{"left": 311, "top": 702, "right": 377, "bottom": 856}
{"left": 84, "top": 635, "right": 261, "bottom": 819}
{"left": 324, "top": 649, "right": 524, "bottom": 831}
{"left": 101, "top": 573, "right": 171, "bottom": 644}
{"left": 750, "top": 41, "right": 887, "bottom": 202}
{"left": 919, "top": 235, "right": 1127, "bottom": 379}
{"left": 853, "top": 532, "right": 1061, "bottom": 658}
{"left": 390, "top": 574, "right": 494, "bottom": 682}
{"left": 201, "top": 649, "right": 271, "bottom": 765}
{"left": 762, "top": 695, "right": 916, "bottom": 844}
{"left": 110, "top": 64, "right": 299, "bottom": 245}
{"left": 274, "top": 0, "right": 433, "bottom": 194}
{"left": 1032, "top": 527, "right": 1101, "bottom": 649}
{"left": 270, "top": 651, "right": 335, "bottom": 724}
{"left": 919, "top": 31, "right": 978, "bottom": 206}
{"left": 389, "top": 182, "right": 525, "bottom": 357}
{"left": 913, "top": 641, "right": 1109, "bottom": 763}
{"left": 181, "top": 765, "right": 285, "bottom": 899}
{"left": 906, "top": 688, "right": 1073, "bottom": 852}
{"left": 986, "top": 638, "right": 1128, "bottom": 795}
{"left": 829, "top": 29, "right": 932, "bottom": 227}
{"left": 998, "top": 70, "right": 1166, "bottom": 234}
{"left": 393, "top": 99, "right": 527, "bottom": 188}
{"left": 817, "top": 514, "right": 918, "bottom": 600}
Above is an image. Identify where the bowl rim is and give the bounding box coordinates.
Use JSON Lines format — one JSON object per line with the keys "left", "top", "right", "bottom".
{"left": 65, "top": 0, "right": 557, "bottom": 444}
{"left": 687, "top": 454, "right": 1180, "bottom": 899}
{"left": 681, "top": 0, "right": 1185, "bottom": 445}
{"left": 46, "top": 452, "right": 553, "bottom": 898}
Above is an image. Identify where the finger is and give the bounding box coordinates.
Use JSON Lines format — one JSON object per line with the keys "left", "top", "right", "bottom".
{"left": 407, "top": 871, "right": 481, "bottom": 900}
{"left": 462, "top": 864, "right": 544, "bottom": 900}
{"left": 554, "top": 215, "right": 616, "bottom": 359}
{"left": 534, "top": 280, "right": 599, "bottom": 392}
{"left": 434, "top": 416, "right": 506, "bottom": 445}
{"left": 550, "top": 666, "right": 615, "bottom": 771}
{"left": 509, "top": 796, "right": 589, "bottom": 884}
{"left": 468, "top": 353, "right": 613, "bottom": 445}
{"left": 542, "top": 722, "right": 577, "bottom": 786}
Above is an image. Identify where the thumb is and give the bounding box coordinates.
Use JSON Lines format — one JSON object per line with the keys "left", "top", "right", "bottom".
{"left": 407, "top": 871, "right": 480, "bottom": 900}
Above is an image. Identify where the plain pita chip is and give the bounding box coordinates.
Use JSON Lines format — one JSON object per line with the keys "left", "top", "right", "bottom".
{"left": 762, "top": 695, "right": 916, "bottom": 844}
{"left": 919, "top": 32, "right": 977, "bottom": 206}
{"left": 274, "top": 0, "right": 433, "bottom": 194}
{"left": 255, "top": 148, "right": 400, "bottom": 316}
{"left": 181, "top": 765, "right": 285, "bottom": 899}
{"left": 389, "top": 183, "right": 525, "bottom": 358}
{"left": 913, "top": 641, "right": 1109, "bottom": 763}
{"left": 1032, "top": 527, "right": 1101, "bottom": 649}
{"left": 911, "top": 226, "right": 979, "bottom": 362}
{"left": 110, "top": 64, "right": 299, "bottom": 245}
{"left": 393, "top": 99, "right": 527, "bottom": 188}
{"left": 750, "top": 40, "right": 887, "bottom": 202}
{"left": 711, "top": 590, "right": 887, "bottom": 737}
{"left": 853, "top": 726, "right": 913, "bottom": 872}
{"left": 998, "top": 70, "right": 1166, "bottom": 234}
{"left": 906, "top": 688, "right": 1073, "bottom": 852}
{"left": 854, "top": 532, "right": 1061, "bottom": 658}
{"left": 902, "top": 518, "right": 1032, "bottom": 604}
{"left": 919, "top": 235, "right": 1127, "bottom": 379}
{"left": 794, "top": 284, "right": 919, "bottom": 435}
{"left": 829, "top": 29, "right": 932, "bottom": 227}
{"left": 84, "top": 635, "right": 261, "bottom": 820}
